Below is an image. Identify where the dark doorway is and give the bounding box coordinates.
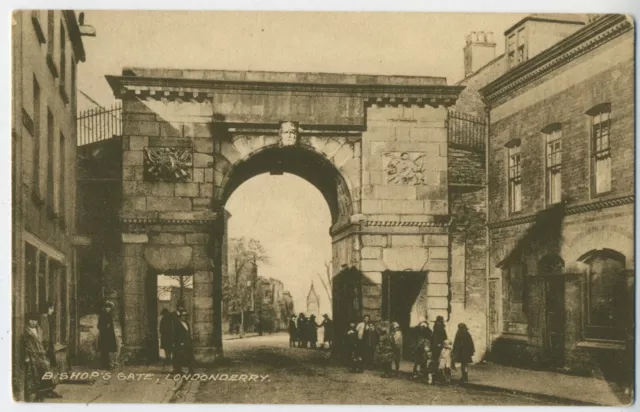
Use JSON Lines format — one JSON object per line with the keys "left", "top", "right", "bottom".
{"left": 382, "top": 271, "right": 427, "bottom": 358}
{"left": 544, "top": 276, "right": 565, "bottom": 366}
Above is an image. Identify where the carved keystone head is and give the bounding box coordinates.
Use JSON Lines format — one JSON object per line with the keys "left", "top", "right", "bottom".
{"left": 278, "top": 121, "right": 299, "bottom": 147}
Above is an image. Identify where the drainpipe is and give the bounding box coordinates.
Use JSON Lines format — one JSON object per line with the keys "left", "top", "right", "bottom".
{"left": 484, "top": 105, "right": 492, "bottom": 356}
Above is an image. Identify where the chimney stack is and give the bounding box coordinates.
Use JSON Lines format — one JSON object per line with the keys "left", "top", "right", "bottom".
{"left": 463, "top": 31, "right": 496, "bottom": 77}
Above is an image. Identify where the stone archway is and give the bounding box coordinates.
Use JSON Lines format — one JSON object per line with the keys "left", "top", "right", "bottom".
{"left": 108, "top": 68, "right": 463, "bottom": 362}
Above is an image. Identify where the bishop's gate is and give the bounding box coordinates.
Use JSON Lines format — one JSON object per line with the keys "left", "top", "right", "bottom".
{"left": 77, "top": 68, "right": 487, "bottom": 362}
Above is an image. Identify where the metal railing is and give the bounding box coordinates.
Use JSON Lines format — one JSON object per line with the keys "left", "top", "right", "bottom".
{"left": 447, "top": 110, "right": 486, "bottom": 152}
{"left": 77, "top": 102, "right": 122, "bottom": 146}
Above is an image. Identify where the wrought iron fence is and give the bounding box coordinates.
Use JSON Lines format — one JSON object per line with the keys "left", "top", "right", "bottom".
{"left": 77, "top": 102, "right": 122, "bottom": 146}
{"left": 447, "top": 110, "right": 486, "bottom": 152}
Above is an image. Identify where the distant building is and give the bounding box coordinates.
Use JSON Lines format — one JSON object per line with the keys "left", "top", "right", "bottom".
{"left": 12, "top": 10, "right": 92, "bottom": 400}
{"left": 306, "top": 282, "right": 320, "bottom": 318}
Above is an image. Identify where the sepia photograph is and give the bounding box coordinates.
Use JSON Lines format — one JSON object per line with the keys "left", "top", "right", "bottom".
{"left": 9, "top": 7, "right": 636, "bottom": 407}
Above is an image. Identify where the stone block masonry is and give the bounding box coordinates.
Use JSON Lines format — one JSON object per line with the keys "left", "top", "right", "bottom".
{"left": 109, "top": 67, "right": 465, "bottom": 365}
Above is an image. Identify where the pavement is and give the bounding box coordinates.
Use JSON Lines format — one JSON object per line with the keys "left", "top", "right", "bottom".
{"left": 393, "top": 359, "right": 630, "bottom": 406}
{"left": 44, "top": 364, "right": 184, "bottom": 404}
{"left": 460, "top": 362, "right": 631, "bottom": 406}
{"left": 44, "top": 333, "right": 633, "bottom": 406}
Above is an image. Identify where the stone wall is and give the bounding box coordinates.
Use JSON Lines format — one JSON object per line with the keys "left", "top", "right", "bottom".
{"left": 450, "top": 188, "right": 487, "bottom": 359}
{"left": 109, "top": 68, "right": 465, "bottom": 362}
{"left": 357, "top": 104, "right": 451, "bottom": 324}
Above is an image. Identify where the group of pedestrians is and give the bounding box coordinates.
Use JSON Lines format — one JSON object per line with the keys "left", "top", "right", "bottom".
{"left": 159, "top": 307, "right": 195, "bottom": 374}
{"left": 345, "top": 315, "right": 476, "bottom": 385}
{"left": 288, "top": 313, "right": 334, "bottom": 349}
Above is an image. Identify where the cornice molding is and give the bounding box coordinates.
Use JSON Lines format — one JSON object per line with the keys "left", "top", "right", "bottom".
{"left": 480, "top": 14, "right": 632, "bottom": 105}
{"left": 106, "top": 75, "right": 464, "bottom": 107}
{"left": 120, "top": 217, "right": 218, "bottom": 225}
{"left": 363, "top": 219, "right": 451, "bottom": 228}
{"left": 119, "top": 215, "right": 220, "bottom": 233}
{"left": 489, "top": 195, "right": 634, "bottom": 229}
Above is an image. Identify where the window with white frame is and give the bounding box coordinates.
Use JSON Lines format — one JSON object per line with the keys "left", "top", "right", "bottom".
{"left": 507, "top": 140, "right": 522, "bottom": 213}
{"left": 544, "top": 125, "right": 562, "bottom": 205}
{"left": 588, "top": 104, "right": 612, "bottom": 195}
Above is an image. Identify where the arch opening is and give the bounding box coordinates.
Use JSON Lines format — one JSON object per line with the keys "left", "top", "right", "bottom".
{"left": 218, "top": 146, "right": 348, "bottom": 347}
{"left": 219, "top": 145, "right": 354, "bottom": 226}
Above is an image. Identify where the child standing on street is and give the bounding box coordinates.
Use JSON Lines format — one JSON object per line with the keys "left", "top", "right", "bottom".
{"left": 346, "top": 322, "right": 363, "bottom": 373}
{"left": 390, "top": 322, "right": 403, "bottom": 375}
{"left": 375, "top": 322, "right": 394, "bottom": 378}
{"left": 453, "top": 323, "right": 475, "bottom": 384}
{"left": 438, "top": 339, "right": 453, "bottom": 384}
{"left": 412, "top": 337, "right": 434, "bottom": 384}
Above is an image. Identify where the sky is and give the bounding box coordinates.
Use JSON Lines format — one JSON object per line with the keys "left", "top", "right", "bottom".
{"left": 226, "top": 174, "right": 332, "bottom": 314}
{"left": 77, "top": 11, "right": 528, "bottom": 109}
{"left": 76, "top": 11, "right": 527, "bottom": 314}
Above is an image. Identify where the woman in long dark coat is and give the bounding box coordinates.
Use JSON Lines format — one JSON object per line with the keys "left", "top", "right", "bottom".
{"left": 98, "top": 301, "right": 118, "bottom": 370}
{"left": 159, "top": 308, "right": 174, "bottom": 363}
{"left": 431, "top": 316, "right": 447, "bottom": 378}
{"left": 308, "top": 315, "right": 319, "bottom": 349}
{"left": 297, "top": 314, "right": 308, "bottom": 348}
{"left": 23, "top": 312, "right": 57, "bottom": 401}
{"left": 452, "top": 323, "right": 475, "bottom": 383}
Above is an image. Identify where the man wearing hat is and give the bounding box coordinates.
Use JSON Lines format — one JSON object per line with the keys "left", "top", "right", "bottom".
{"left": 318, "top": 314, "right": 334, "bottom": 349}
{"left": 98, "top": 301, "right": 117, "bottom": 370}
{"left": 288, "top": 314, "right": 297, "bottom": 348}
{"left": 172, "top": 309, "right": 194, "bottom": 374}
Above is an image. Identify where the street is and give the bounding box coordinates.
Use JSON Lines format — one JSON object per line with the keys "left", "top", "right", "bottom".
{"left": 181, "top": 333, "right": 563, "bottom": 405}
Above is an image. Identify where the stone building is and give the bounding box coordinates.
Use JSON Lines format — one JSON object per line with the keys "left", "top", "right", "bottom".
{"left": 475, "top": 14, "right": 634, "bottom": 381}
{"left": 254, "top": 277, "right": 292, "bottom": 332}
{"left": 12, "top": 10, "right": 94, "bottom": 399}
{"left": 75, "top": 63, "right": 500, "bottom": 362}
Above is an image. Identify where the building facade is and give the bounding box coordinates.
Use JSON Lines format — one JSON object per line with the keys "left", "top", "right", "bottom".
{"left": 480, "top": 14, "right": 634, "bottom": 381}
{"left": 12, "top": 10, "right": 91, "bottom": 400}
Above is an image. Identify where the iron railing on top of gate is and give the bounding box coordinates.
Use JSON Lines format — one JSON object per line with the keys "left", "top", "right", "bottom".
{"left": 77, "top": 102, "right": 122, "bottom": 146}
{"left": 447, "top": 109, "right": 486, "bottom": 152}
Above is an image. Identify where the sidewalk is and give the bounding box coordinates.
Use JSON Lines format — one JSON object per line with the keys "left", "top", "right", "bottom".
{"left": 224, "top": 333, "right": 260, "bottom": 341}
{"left": 398, "top": 360, "right": 629, "bottom": 406}
{"left": 45, "top": 364, "right": 183, "bottom": 404}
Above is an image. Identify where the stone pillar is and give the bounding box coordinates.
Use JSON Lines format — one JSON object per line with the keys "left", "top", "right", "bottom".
{"left": 121, "top": 233, "right": 148, "bottom": 359}
{"left": 211, "top": 222, "right": 224, "bottom": 353}
{"left": 191, "top": 256, "right": 216, "bottom": 362}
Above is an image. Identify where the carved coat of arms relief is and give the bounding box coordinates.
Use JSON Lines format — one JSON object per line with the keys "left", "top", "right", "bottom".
{"left": 382, "top": 152, "right": 427, "bottom": 185}
{"left": 144, "top": 147, "right": 193, "bottom": 182}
